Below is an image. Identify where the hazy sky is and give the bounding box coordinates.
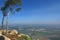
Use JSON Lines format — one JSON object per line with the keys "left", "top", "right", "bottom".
{"left": 0, "top": 0, "right": 60, "bottom": 25}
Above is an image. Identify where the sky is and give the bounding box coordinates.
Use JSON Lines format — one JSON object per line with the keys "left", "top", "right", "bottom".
{"left": 0, "top": 0, "right": 60, "bottom": 25}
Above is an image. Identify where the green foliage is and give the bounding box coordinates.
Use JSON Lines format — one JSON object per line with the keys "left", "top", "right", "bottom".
{"left": 16, "top": 8, "right": 21, "bottom": 12}
{"left": 16, "top": 34, "right": 32, "bottom": 40}
{"left": 4, "top": 0, "right": 22, "bottom": 5}
{"left": 1, "top": 7, "right": 7, "bottom": 16}
{"left": 1, "top": 7, "right": 6, "bottom": 11}
{"left": 1, "top": 0, "right": 22, "bottom": 15}
{"left": 23, "top": 35, "right": 32, "bottom": 40}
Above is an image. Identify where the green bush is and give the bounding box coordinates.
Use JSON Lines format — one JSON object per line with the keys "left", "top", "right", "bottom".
{"left": 16, "top": 34, "right": 32, "bottom": 40}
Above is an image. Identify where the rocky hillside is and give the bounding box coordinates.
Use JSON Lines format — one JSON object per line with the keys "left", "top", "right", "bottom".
{"left": 0, "top": 30, "right": 32, "bottom": 40}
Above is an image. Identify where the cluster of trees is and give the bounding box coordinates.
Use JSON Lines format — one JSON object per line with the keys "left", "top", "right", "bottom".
{"left": 1, "top": 0, "right": 22, "bottom": 35}
{"left": 0, "top": 0, "right": 33, "bottom": 40}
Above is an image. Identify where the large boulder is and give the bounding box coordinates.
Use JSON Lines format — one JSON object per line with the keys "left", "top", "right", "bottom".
{"left": 0, "top": 34, "right": 11, "bottom": 40}
{"left": 9, "top": 30, "right": 18, "bottom": 35}
{"left": 0, "top": 30, "right": 4, "bottom": 34}
{"left": 0, "top": 36, "right": 5, "bottom": 40}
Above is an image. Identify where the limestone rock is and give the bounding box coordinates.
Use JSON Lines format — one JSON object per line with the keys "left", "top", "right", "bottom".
{"left": 9, "top": 30, "right": 18, "bottom": 35}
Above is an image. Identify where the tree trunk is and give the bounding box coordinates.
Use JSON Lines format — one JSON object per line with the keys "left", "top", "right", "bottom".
{"left": 6, "top": 14, "right": 8, "bottom": 36}
{"left": 2, "top": 16, "right": 4, "bottom": 30}
{"left": 6, "top": 12, "right": 10, "bottom": 36}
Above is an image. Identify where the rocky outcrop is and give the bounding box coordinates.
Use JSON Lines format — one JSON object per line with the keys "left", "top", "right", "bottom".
{"left": 0, "top": 30, "right": 32, "bottom": 40}
{"left": 0, "top": 30, "right": 4, "bottom": 34}
{"left": 0, "top": 34, "right": 11, "bottom": 40}
{"left": 9, "top": 30, "right": 18, "bottom": 35}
